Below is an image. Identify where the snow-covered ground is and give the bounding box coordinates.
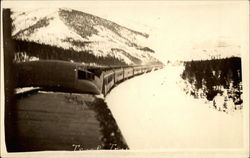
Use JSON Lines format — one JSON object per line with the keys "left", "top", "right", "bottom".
{"left": 15, "top": 87, "right": 40, "bottom": 94}
{"left": 106, "top": 65, "right": 244, "bottom": 149}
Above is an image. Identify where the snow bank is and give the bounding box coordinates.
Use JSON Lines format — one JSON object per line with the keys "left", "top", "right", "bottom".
{"left": 106, "top": 65, "right": 243, "bottom": 149}
{"left": 15, "top": 87, "right": 40, "bottom": 94}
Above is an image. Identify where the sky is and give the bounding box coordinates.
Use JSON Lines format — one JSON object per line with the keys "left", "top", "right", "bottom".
{"left": 71, "top": 1, "right": 249, "bottom": 62}
{"left": 2, "top": 1, "right": 249, "bottom": 62}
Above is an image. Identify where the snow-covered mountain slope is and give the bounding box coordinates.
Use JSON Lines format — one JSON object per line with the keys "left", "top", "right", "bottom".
{"left": 11, "top": 8, "right": 160, "bottom": 65}
{"left": 189, "top": 39, "right": 241, "bottom": 60}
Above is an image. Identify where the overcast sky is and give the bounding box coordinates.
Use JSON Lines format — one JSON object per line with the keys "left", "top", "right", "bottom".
{"left": 3, "top": 1, "right": 249, "bottom": 62}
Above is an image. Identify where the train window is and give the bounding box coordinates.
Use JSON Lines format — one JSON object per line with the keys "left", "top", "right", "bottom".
{"left": 78, "top": 70, "right": 86, "bottom": 79}
{"left": 105, "top": 78, "right": 108, "bottom": 84}
{"left": 108, "top": 76, "right": 111, "bottom": 83}
{"left": 108, "top": 75, "right": 113, "bottom": 83}
{"left": 85, "top": 72, "right": 92, "bottom": 80}
{"left": 89, "top": 73, "right": 94, "bottom": 80}
{"left": 90, "top": 74, "right": 94, "bottom": 80}
{"left": 78, "top": 70, "right": 95, "bottom": 80}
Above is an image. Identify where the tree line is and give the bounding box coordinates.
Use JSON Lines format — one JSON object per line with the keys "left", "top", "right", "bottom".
{"left": 181, "top": 57, "right": 242, "bottom": 103}
{"left": 13, "top": 39, "right": 128, "bottom": 66}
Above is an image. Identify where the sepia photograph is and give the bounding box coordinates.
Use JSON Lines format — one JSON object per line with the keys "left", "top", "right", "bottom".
{"left": 0, "top": 1, "right": 249, "bottom": 158}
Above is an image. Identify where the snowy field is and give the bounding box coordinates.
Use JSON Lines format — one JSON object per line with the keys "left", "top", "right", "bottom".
{"left": 106, "top": 65, "right": 244, "bottom": 150}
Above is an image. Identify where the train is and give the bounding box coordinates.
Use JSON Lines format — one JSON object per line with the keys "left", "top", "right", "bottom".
{"left": 15, "top": 60, "right": 164, "bottom": 96}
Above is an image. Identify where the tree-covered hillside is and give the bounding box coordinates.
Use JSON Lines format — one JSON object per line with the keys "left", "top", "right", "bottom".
{"left": 181, "top": 57, "right": 242, "bottom": 106}
{"left": 14, "top": 40, "right": 127, "bottom": 66}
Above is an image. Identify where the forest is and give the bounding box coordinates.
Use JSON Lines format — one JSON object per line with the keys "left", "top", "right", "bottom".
{"left": 181, "top": 57, "right": 242, "bottom": 105}
{"left": 13, "top": 40, "right": 163, "bottom": 67}
{"left": 13, "top": 40, "right": 128, "bottom": 66}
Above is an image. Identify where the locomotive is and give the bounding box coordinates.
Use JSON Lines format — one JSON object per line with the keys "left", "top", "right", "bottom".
{"left": 15, "top": 60, "right": 163, "bottom": 96}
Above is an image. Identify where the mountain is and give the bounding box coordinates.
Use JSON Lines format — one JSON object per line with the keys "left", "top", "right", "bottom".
{"left": 11, "top": 8, "right": 161, "bottom": 66}
{"left": 189, "top": 39, "right": 241, "bottom": 60}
